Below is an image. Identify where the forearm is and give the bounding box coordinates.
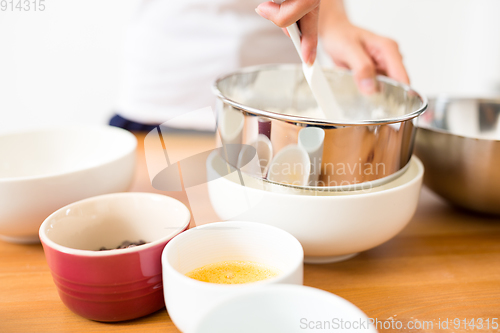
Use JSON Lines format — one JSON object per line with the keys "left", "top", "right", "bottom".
{"left": 319, "top": 0, "right": 350, "bottom": 36}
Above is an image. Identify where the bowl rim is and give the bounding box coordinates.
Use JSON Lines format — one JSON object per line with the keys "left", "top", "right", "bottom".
{"left": 192, "top": 284, "right": 376, "bottom": 333}
{"left": 39, "top": 192, "right": 191, "bottom": 257}
{"left": 207, "top": 151, "right": 424, "bottom": 199}
{"left": 417, "top": 96, "right": 500, "bottom": 142}
{"left": 212, "top": 63, "right": 428, "bottom": 127}
{"left": 0, "top": 125, "right": 137, "bottom": 183}
{"left": 161, "top": 221, "right": 304, "bottom": 290}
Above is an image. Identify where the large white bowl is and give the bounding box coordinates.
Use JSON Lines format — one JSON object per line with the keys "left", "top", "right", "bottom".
{"left": 193, "top": 285, "right": 377, "bottom": 333}
{"left": 207, "top": 151, "right": 424, "bottom": 263}
{"left": 0, "top": 125, "right": 137, "bottom": 243}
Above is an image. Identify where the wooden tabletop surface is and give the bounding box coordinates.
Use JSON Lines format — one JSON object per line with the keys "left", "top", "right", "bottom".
{"left": 1, "top": 132, "right": 500, "bottom": 333}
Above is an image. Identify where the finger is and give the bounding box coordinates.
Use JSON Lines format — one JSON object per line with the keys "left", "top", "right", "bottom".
{"left": 376, "top": 38, "right": 410, "bottom": 84}
{"left": 342, "top": 43, "right": 377, "bottom": 94}
{"left": 376, "top": 68, "right": 388, "bottom": 76}
{"left": 298, "top": 7, "right": 319, "bottom": 65}
{"left": 256, "top": 0, "right": 320, "bottom": 28}
{"left": 282, "top": 27, "right": 290, "bottom": 38}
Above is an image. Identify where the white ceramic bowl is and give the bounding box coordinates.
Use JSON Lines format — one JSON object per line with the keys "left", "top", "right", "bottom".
{"left": 162, "top": 221, "right": 304, "bottom": 333}
{"left": 193, "top": 285, "right": 377, "bottom": 333}
{"left": 0, "top": 125, "right": 137, "bottom": 243}
{"left": 207, "top": 151, "right": 424, "bottom": 263}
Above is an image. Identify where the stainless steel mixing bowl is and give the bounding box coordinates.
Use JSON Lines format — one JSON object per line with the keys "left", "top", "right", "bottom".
{"left": 213, "top": 64, "right": 427, "bottom": 191}
{"left": 415, "top": 97, "right": 500, "bottom": 215}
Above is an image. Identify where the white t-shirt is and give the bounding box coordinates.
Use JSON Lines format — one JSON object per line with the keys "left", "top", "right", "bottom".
{"left": 116, "top": 0, "right": 299, "bottom": 129}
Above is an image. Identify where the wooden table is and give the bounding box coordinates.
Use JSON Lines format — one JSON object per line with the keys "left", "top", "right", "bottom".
{"left": 1, "top": 132, "right": 500, "bottom": 333}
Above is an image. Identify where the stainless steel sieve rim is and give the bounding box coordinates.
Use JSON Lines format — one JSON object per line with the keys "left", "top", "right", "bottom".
{"left": 212, "top": 63, "right": 428, "bottom": 127}
{"left": 418, "top": 96, "right": 500, "bottom": 142}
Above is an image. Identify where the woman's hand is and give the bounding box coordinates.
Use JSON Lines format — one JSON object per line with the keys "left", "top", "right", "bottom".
{"left": 321, "top": 21, "right": 410, "bottom": 94}
{"left": 256, "top": 0, "right": 320, "bottom": 66}
{"left": 256, "top": 0, "right": 410, "bottom": 94}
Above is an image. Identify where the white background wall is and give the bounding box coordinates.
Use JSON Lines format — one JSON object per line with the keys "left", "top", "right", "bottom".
{"left": 1, "top": 0, "right": 500, "bottom": 133}
{"left": 0, "top": 0, "right": 140, "bottom": 132}
{"left": 345, "top": 0, "right": 500, "bottom": 98}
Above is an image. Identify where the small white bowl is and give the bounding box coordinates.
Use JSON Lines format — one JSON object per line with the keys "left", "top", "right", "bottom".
{"left": 207, "top": 151, "right": 424, "bottom": 263}
{"left": 255, "top": 134, "right": 273, "bottom": 176}
{"left": 161, "top": 221, "right": 304, "bottom": 333}
{"left": 0, "top": 125, "right": 136, "bottom": 243}
{"left": 193, "top": 285, "right": 377, "bottom": 333}
{"left": 298, "top": 127, "right": 325, "bottom": 185}
{"left": 267, "top": 144, "right": 311, "bottom": 186}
